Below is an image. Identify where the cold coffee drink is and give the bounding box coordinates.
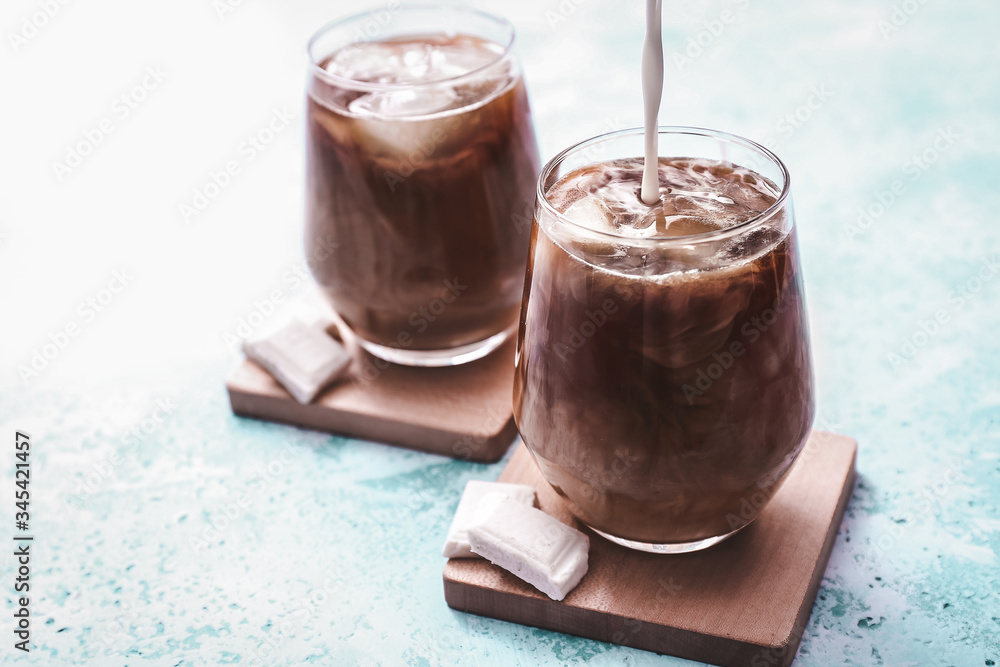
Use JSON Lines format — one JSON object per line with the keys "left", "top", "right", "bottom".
{"left": 306, "top": 8, "right": 539, "bottom": 366}
{"left": 514, "top": 129, "right": 814, "bottom": 550}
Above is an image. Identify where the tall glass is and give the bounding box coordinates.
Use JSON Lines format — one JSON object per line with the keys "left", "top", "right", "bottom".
{"left": 514, "top": 127, "right": 814, "bottom": 553}
{"left": 305, "top": 5, "right": 540, "bottom": 366}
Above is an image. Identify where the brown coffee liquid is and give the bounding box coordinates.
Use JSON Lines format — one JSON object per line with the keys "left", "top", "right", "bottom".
{"left": 514, "top": 157, "right": 814, "bottom": 544}
{"left": 306, "top": 35, "right": 539, "bottom": 351}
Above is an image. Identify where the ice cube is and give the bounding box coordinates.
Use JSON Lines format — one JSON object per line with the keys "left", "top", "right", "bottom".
{"left": 662, "top": 187, "right": 735, "bottom": 207}
{"left": 428, "top": 41, "right": 499, "bottom": 79}
{"left": 563, "top": 196, "right": 620, "bottom": 235}
{"left": 402, "top": 43, "right": 434, "bottom": 79}
{"left": 651, "top": 214, "right": 723, "bottom": 237}
{"left": 348, "top": 86, "right": 459, "bottom": 117}
{"left": 327, "top": 38, "right": 501, "bottom": 86}
{"left": 725, "top": 177, "right": 779, "bottom": 213}
{"left": 347, "top": 107, "right": 468, "bottom": 162}
{"left": 325, "top": 43, "right": 402, "bottom": 83}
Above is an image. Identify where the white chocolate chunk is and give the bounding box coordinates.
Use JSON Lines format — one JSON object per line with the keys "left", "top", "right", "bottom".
{"left": 467, "top": 493, "right": 589, "bottom": 601}
{"left": 242, "top": 318, "right": 351, "bottom": 404}
{"left": 442, "top": 481, "right": 537, "bottom": 558}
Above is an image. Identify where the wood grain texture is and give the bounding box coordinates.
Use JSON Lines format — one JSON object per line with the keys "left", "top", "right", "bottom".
{"left": 226, "top": 338, "right": 517, "bottom": 462}
{"left": 443, "top": 431, "right": 858, "bottom": 666}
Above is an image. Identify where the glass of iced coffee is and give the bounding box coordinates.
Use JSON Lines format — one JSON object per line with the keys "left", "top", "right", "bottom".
{"left": 514, "top": 127, "right": 814, "bottom": 553}
{"left": 305, "top": 5, "right": 540, "bottom": 366}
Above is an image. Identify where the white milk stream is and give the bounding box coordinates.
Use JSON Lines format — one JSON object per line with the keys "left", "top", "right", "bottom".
{"left": 640, "top": 0, "right": 663, "bottom": 205}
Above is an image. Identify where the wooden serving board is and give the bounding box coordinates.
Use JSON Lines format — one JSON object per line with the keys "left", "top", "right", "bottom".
{"left": 226, "top": 336, "right": 518, "bottom": 463}
{"left": 443, "top": 431, "right": 858, "bottom": 666}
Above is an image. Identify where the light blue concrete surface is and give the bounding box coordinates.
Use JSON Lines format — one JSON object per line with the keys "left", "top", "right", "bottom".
{"left": 1, "top": 0, "right": 998, "bottom": 665}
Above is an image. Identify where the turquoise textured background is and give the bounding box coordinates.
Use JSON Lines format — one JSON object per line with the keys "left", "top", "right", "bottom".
{"left": 1, "top": 0, "right": 998, "bottom": 664}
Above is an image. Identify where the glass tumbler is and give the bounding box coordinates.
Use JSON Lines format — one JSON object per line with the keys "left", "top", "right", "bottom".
{"left": 514, "top": 127, "right": 814, "bottom": 553}
{"left": 305, "top": 5, "right": 540, "bottom": 367}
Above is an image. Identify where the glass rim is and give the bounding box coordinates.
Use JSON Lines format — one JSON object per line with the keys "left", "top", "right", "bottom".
{"left": 537, "top": 126, "right": 793, "bottom": 245}
{"left": 307, "top": 3, "right": 516, "bottom": 91}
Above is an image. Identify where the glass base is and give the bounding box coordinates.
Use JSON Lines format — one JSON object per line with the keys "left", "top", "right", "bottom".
{"left": 356, "top": 324, "right": 516, "bottom": 367}
{"left": 588, "top": 521, "right": 751, "bottom": 554}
